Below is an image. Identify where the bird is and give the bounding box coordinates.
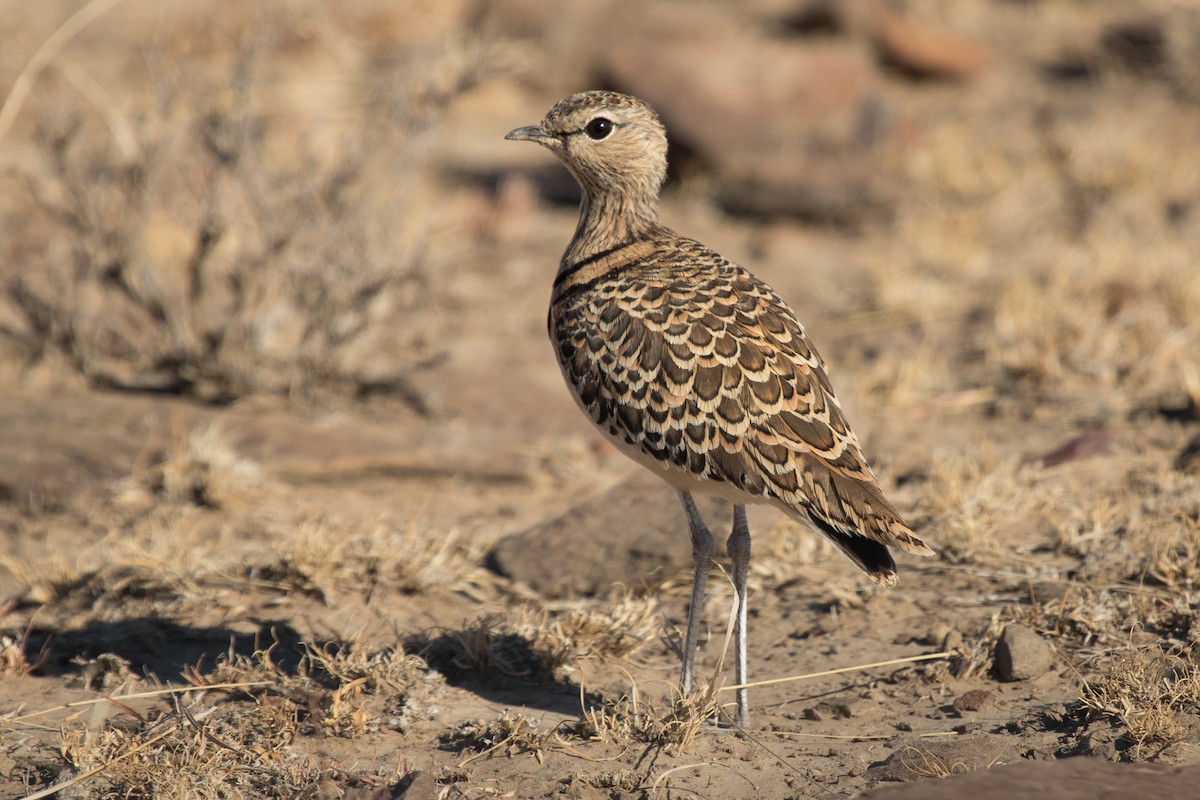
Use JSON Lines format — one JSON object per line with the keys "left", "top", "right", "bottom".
{"left": 506, "top": 90, "right": 933, "bottom": 727}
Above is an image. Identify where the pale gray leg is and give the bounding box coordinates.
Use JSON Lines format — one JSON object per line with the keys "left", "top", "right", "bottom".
{"left": 677, "top": 489, "right": 715, "bottom": 697}
{"left": 728, "top": 504, "right": 751, "bottom": 727}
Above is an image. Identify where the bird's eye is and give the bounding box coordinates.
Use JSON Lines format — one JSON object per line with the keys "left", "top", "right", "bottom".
{"left": 584, "top": 117, "right": 613, "bottom": 140}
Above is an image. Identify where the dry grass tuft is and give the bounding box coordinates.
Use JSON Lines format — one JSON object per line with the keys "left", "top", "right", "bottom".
{"left": 1145, "top": 515, "right": 1200, "bottom": 592}
{"left": 575, "top": 688, "right": 720, "bottom": 752}
{"left": 533, "top": 595, "right": 661, "bottom": 661}
{"left": 56, "top": 696, "right": 312, "bottom": 799}
{"left": 413, "top": 614, "right": 573, "bottom": 683}
{"left": 1012, "top": 585, "right": 1124, "bottom": 647}
{"left": 302, "top": 641, "right": 438, "bottom": 736}
{"left": 182, "top": 638, "right": 441, "bottom": 741}
{"left": 0, "top": 620, "right": 49, "bottom": 678}
{"left": 0, "top": 516, "right": 223, "bottom": 614}
{"left": 258, "top": 514, "right": 496, "bottom": 603}
{"left": 917, "top": 448, "right": 1057, "bottom": 564}
{"left": 413, "top": 596, "right": 659, "bottom": 684}
{"left": 445, "top": 712, "right": 557, "bottom": 765}
{"left": 121, "top": 423, "right": 262, "bottom": 511}
{"left": 0, "top": 529, "right": 96, "bottom": 606}
{"left": 1080, "top": 644, "right": 1200, "bottom": 757}
{"left": 897, "top": 745, "right": 977, "bottom": 778}
{"left": 987, "top": 237, "right": 1200, "bottom": 414}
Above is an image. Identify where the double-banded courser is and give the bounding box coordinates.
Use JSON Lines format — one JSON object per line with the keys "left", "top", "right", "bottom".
{"left": 506, "top": 91, "right": 933, "bottom": 726}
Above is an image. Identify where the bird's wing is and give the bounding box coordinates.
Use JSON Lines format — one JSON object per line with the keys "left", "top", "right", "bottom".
{"left": 551, "top": 237, "right": 932, "bottom": 580}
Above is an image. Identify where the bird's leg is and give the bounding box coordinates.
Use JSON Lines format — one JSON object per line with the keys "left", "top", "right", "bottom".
{"left": 728, "top": 504, "right": 751, "bottom": 727}
{"left": 677, "top": 489, "right": 715, "bottom": 697}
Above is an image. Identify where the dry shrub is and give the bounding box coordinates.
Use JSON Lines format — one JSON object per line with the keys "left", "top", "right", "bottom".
{"left": 1080, "top": 644, "right": 1200, "bottom": 757}
{"left": 2, "top": 6, "right": 486, "bottom": 404}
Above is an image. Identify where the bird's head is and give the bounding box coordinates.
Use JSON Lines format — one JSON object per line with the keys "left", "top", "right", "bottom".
{"left": 505, "top": 91, "right": 668, "bottom": 202}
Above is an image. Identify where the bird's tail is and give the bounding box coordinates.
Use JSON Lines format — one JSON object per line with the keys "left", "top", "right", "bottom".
{"left": 776, "top": 498, "right": 934, "bottom": 587}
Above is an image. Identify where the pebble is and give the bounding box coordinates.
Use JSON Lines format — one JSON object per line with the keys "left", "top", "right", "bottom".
{"left": 953, "top": 689, "right": 994, "bottom": 714}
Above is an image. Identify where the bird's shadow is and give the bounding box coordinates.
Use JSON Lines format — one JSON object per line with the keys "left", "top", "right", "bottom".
{"left": 22, "top": 613, "right": 610, "bottom": 721}
{"left": 25, "top": 615, "right": 307, "bottom": 686}
{"left": 405, "top": 627, "right": 607, "bottom": 719}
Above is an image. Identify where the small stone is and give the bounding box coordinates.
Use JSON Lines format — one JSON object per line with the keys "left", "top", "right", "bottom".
{"left": 953, "top": 689, "right": 994, "bottom": 714}
{"left": 994, "top": 624, "right": 1055, "bottom": 681}
{"left": 1036, "top": 430, "right": 1116, "bottom": 467}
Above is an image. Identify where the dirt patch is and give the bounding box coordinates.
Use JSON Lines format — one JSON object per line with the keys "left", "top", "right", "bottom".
{"left": 2, "top": 1, "right": 1200, "bottom": 798}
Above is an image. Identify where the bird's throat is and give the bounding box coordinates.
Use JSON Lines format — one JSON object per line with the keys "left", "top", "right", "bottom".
{"left": 562, "top": 189, "right": 662, "bottom": 268}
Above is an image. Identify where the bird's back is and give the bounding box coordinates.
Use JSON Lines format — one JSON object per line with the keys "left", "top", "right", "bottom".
{"left": 549, "top": 229, "right": 932, "bottom": 584}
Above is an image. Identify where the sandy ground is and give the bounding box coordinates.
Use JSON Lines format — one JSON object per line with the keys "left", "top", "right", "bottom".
{"left": 2, "top": 1, "right": 1200, "bottom": 798}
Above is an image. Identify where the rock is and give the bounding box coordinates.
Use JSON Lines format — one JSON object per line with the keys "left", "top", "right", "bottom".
{"left": 775, "top": 1, "right": 990, "bottom": 80}
{"left": 1035, "top": 431, "right": 1116, "bottom": 468}
{"left": 860, "top": 757, "right": 1200, "bottom": 799}
{"left": 488, "top": 474, "right": 724, "bottom": 597}
{"left": 875, "top": 14, "right": 990, "bottom": 79}
{"left": 1077, "top": 723, "right": 1120, "bottom": 760}
{"left": 602, "top": 28, "right": 910, "bottom": 223}
{"left": 1154, "top": 741, "right": 1200, "bottom": 767}
{"left": 995, "top": 624, "right": 1055, "bottom": 682}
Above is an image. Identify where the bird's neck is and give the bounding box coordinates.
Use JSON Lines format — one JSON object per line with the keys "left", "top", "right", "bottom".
{"left": 562, "top": 188, "right": 662, "bottom": 267}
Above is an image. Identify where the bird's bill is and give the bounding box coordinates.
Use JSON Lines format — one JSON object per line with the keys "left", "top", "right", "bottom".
{"left": 504, "top": 124, "right": 554, "bottom": 143}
